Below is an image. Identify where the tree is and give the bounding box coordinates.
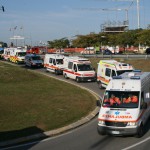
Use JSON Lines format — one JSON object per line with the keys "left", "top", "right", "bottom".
{"left": 47, "top": 38, "right": 69, "bottom": 49}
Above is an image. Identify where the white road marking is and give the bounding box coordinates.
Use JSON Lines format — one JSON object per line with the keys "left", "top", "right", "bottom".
{"left": 122, "top": 136, "right": 150, "bottom": 150}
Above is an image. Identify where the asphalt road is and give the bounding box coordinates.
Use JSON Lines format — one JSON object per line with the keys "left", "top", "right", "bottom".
{"left": 2, "top": 66, "right": 150, "bottom": 150}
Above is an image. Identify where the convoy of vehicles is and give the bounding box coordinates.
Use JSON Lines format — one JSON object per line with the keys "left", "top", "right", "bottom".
{"left": 1, "top": 48, "right": 150, "bottom": 138}
{"left": 63, "top": 56, "right": 96, "bottom": 82}
{"left": 97, "top": 60, "right": 134, "bottom": 89}
{"left": 97, "top": 71, "right": 150, "bottom": 137}
{"left": 44, "top": 54, "right": 64, "bottom": 74}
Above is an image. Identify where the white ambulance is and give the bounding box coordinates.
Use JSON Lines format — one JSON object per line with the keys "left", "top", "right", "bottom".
{"left": 2, "top": 48, "right": 12, "bottom": 61}
{"left": 63, "top": 56, "right": 96, "bottom": 82}
{"left": 9, "top": 47, "right": 26, "bottom": 63}
{"left": 44, "top": 54, "right": 64, "bottom": 75}
{"left": 97, "top": 60, "right": 133, "bottom": 89}
{"left": 97, "top": 71, "right": 150, "bottom": 137}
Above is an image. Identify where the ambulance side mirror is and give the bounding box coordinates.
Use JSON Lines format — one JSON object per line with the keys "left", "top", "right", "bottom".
{"left": 141, "top": 102, "right": 147, "bottom": 109}
{"left": 140, "top": 102, "right": 147, "bottom": 109}
{"left": 96, "top": 100, "right": 101, "bottom": 107}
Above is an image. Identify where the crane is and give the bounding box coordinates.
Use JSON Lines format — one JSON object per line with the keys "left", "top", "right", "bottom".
{"left": 100, "top": 0, "right": 141, "bottom": 29}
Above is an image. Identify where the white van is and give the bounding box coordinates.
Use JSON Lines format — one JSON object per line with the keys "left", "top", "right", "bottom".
{"left": 97, "top": 60, "right": 133, "bottom": 89}
{"left": 97, "top": 71, "right": 150, "bottom": 137}
{"left": 44, "top": 54, "right": 64, "bottom": 75}
{"left": 63, "top": 56, "right": 96, "bottom": 82}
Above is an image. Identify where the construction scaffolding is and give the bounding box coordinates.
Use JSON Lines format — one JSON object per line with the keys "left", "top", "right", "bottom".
{"left": 101, "top": 20, "right": 129, "bottom": 33}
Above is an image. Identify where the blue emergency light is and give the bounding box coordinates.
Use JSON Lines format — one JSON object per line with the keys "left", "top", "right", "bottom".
{"left": 112, "top": 76, "right": 122, "bottom": 79}
{"left": 130, "top": 76, "right": 140, "bottom": 80}
{"left": 133, "top": 70, "right": 141, "bottom": 72}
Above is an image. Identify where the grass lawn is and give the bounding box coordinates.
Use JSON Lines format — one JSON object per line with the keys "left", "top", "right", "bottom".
{"left": 0, "top": 62, "right": 96, "bottom": 142}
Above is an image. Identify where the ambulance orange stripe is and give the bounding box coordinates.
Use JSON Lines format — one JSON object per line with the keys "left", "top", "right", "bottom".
{"left": 63, "top": 70, "right": 81, "bottom": 76}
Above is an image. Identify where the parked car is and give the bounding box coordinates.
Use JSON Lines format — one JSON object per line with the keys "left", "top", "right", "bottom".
{"left": 25, "top": 54, "right": 44, "bottom": 68}
{"left": 145, "top": 48, "right": 150, "bottom": 55}
{"left": 103, "top": 49, "right": 113, "bottom": 55}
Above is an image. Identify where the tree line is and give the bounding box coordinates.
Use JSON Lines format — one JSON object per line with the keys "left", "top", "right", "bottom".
{"left": 47, "top": 29, "right": 150, "bottom": 49}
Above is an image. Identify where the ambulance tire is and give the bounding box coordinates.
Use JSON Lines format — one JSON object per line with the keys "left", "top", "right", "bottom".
{"left": 55, "top": 69, "right": 59, "bottom": 75}
{"left": 76, "top": 77, "right": 80, "bottom": 83}
{"left": 97, "top": 127, "right": 105, "bottom": 136}
{"left": 98, "top": 81, "right": 103, "bottom": 89}
{"left": 64, "top": 73, "right": 68, "bottom": 79}
{"left": 135, "top": 124, "right": 144, "bottom": 138}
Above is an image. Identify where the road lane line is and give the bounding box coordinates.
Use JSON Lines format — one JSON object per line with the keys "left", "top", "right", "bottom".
{"left": 122, "top": 136, "right": 150, "bottom": 150}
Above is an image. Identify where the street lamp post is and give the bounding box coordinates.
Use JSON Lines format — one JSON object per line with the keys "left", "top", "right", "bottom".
{"left": 101, "top": 36, "right": 106, "bottom": 55}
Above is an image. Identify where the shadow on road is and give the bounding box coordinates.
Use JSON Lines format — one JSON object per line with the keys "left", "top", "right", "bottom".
{"left": 0, "top": 126, "right": 47, "bottom": 149}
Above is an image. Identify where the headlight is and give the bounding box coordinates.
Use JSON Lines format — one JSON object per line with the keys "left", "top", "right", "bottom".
{"left": 127, "top": 122, "right": 137, "bottom": 126}
{"left": 98, "top": 120, "right": 105, "bottom": 125}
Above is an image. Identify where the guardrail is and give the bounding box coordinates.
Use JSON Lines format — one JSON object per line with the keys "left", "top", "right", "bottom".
{"left": 79, "top": 54, "right": 150, "bottom": 59}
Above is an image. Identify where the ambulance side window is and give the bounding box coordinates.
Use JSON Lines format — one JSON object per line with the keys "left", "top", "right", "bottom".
{"left": 53, "top": 59, "right": 56, "bottom": 65}
{"left": 112, "top": 70, "right": 116, "bottom": 77}
{"left": 74, "top": 64, "right": 77, "bottom": 72}
{"left": 68, "top": 62, "right": 73, "bottom": 69}
{"left": 49, "top": 58, "right": 52, "bottom": 63}
{"left": 105, "top": 68, "right": 111, "bottom": 77}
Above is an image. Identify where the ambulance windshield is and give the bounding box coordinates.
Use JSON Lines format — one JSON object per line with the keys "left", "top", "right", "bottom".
{"left": 116, "top": 70, "right": 133, "bottom": 76}
{"left": 103, "top": 91, "right": 139, "bottom": 108}
{"left": 32, "top": 56, "right": 41, "bottom": 60}
{"left": 18, "top": 52, "right": 26, "bottom": 56}
{"left": 56, "top": 59, "right": 63, "bottom": 64}
{"left": 77, "top": 64, "right": 93, "bottom": 71}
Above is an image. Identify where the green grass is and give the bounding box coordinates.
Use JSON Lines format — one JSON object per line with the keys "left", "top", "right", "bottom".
{"left": 0, "top": 62, "right": 96, "bottom": 142}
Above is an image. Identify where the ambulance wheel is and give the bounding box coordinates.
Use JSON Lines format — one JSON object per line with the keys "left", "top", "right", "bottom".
{"left": 64, "top": 73, "right": 68, "bottom": 79}
{"left": 55, "top": 70, "right": 59, "bottom": 75}
{"left": 76, "top": 77, "right": 80, "bottom": 83}
{"left": 97, "top": 127, "right": 105, "bottom": 135}
{"left": 98, "top": 81, "right": 103, "bottom": 89}
{"left": 135, "top": 124, "right": 144, "bottom": 138}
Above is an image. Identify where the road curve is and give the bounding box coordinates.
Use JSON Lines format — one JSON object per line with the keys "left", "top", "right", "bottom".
{"left": 1, "top": 67, "right": 150, "bottom": 150}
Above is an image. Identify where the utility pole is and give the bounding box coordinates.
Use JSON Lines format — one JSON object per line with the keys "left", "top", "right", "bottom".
{"left": 137, "top": 0, "right": 140, "bottom": 29}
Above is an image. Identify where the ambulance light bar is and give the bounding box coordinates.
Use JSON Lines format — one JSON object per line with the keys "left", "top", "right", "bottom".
{"left": 112, "top": 76, "right": 122, "bottom": 79}
{"left": 133, "top": 70, "right": 141, "bottom": 72}
{"left": 130, "top": 76, "right": 140, "bottom": 80}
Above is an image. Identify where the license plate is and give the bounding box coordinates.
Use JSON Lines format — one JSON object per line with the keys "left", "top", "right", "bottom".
{"left": 112, "top": 131, "right": 120, "bottom": 134}
{"left": 88, "top": 79, "right": 91, "bottom": 81}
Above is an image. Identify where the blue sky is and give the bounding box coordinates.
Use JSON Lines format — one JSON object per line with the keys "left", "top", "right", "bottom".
{"left": 0, "top": 0, "right": 149, "bottom": 46}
